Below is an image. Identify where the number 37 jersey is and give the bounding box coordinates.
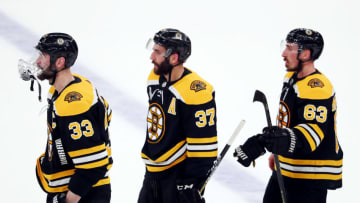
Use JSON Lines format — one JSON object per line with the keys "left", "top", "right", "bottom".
{"left": 141, "top": 68, "right": 218, "bottom": 178}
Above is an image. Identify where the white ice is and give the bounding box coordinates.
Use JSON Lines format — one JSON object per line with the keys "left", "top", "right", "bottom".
{"left": 0, "top": 0, "right": 358, "bottom": 202}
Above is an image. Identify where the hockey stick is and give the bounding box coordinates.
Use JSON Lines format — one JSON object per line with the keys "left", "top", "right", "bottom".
{"left": 199, "top": 119, "right": 246, "bottom": 194}
{"left": 253, "top": 90, "right": 287, "bottom": 203}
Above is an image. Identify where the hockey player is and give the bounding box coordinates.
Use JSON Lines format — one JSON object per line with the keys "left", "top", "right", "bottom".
{"left": 21, "top": 33, "right": 113, "bottom": 203}
{"left": 138, "top": 28, "right": 218, "bottom": 203}
{"left": 233, "top": 28, "right": 343, "bottom": 203}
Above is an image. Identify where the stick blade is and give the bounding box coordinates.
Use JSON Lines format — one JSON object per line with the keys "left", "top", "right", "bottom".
{"left": 253, "top": 89, "right": 267, "bottom": 103}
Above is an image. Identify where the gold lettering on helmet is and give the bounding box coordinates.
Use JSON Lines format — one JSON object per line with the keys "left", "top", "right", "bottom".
{"left": 308, "top": 78, "right": 324, "bottom": 88}
{"left": 57, "top": 38, "right": 65, "bottom": 45}
{"left": 305, "top": 29, "right": 313, "bottom": 36}
{"left": 64, "top": 91, "right": 83, "bottom": 103}
{"left": 190, "top": 80, "right": 207, "bottom": 92}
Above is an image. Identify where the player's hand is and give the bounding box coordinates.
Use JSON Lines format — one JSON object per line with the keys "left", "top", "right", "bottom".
{"left": 233, "top": 134, "right": 266, "bottom": 167}
{"left": 66, "top": 190, "right": 81, "bottom": 203}
{"left": 268, "top": 154, "right": 275, "bottom": 170}
{"left": 262, "top": 126, "right": 297, "bottom": 155}
{"left": 176, "top": 179, "right": 205, "bottom": 203}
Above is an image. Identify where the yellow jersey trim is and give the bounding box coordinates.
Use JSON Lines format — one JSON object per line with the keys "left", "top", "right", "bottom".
{"left": 187, "top": 151, "right": 218, "bottom": 158}
{"left": 141, "top": 140, "right": 186, "bottom": 162}
{"left": 279, "top": 156, "right": 343, "bottom": 166}
{"left": 145, "top": 153, "right": 187, "bottom": 172}
{"left": 186, "top": 136, "right": 217, "bottom": 144}
{"left": 68, "top": 143, "right": 106, "bottom": 157}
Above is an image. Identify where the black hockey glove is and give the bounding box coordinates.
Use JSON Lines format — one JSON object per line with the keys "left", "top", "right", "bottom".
{"left": 261, "top": 126, "right": 297, "bottom": 155}
{"left": 233, "top": 134, "right": 266, "bottom": 167}
{"left": 176, "top": 179, "right": 205, "bottom": 203}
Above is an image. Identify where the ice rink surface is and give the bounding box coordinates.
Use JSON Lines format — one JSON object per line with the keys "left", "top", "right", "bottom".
{"left": 0, "top": 0, "right": 359, "bottom": 202}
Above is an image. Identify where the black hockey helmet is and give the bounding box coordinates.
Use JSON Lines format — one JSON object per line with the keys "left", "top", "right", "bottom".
{"left": 36, "top": 32, "right": 78, "bottom": 68}
{"left": 286, "top": 28, "right": 324, "bottom": 61}
{"left": 153, "top": 28, "right": 191, "bottom": 63}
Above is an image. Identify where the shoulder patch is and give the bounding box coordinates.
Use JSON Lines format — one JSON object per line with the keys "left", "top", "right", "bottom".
{"left": 307, "top": 78, "right": 324, "bottom": 88}
{"left": 190, "top": 80, "right": 207, "bottom": 92}
{"left": 294, "top": 73, "right": 334, "bottom": 99}
{"left": 64, "top": 91, "right": 83, "bottom": 103}
{"left": 54, "top": 74, "right": 97, "bottom": 116}
{"left": 170, "top": 71, "right": 214, "bottom": 105}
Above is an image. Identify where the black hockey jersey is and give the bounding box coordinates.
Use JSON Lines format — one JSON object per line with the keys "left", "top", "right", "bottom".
{"left": 36, "top": 74, "right": 113, "bottom": 195}
{"left": 141, "top": 68, "right": 218, "bottom": 179}
{"left": 276, "top": 70, "right": 343, "bottom": 189}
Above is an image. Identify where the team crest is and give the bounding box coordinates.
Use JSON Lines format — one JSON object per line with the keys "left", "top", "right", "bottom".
{"left": 147, "top": 103, "right": 165, "bottom": 143}
{"left": 57, "top": 38, "right": 65, "bottom": 45}
{"left": 190, "top": 80, "right": 206, "bottom": 92}
{"left": 308, "top": 78, "right": 324, "bottom": 88}
{"left": 277, "top": 101, "right": 291, "bottom": 128}
{"left": 64, "top": 91, "right": 83, "bottom": 103}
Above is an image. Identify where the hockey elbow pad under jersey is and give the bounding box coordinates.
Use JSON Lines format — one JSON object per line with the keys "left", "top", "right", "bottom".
{"left": 233, "top": 134, "right": 266, "bottom": 167}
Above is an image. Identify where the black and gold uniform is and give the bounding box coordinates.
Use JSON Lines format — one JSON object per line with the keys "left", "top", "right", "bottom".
{"left": 139, "top": 68, "right": 217, "bottom": 202}
{"left": 36, "top": 73, "right": 113, "bottom": 201}
{"left": 275, "top": 70, "right": 343, "bottom": 189}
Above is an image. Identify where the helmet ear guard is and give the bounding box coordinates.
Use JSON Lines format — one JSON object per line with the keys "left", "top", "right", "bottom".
{"left": 286, "top": 28, "right": 324, "bottom": 61}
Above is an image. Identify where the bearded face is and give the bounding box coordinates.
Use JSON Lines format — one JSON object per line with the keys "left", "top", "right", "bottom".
{"left": 152, "top": 58, "right": 172, "bottom": 75}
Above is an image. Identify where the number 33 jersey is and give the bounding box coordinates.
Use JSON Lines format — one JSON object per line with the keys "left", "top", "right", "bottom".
{"left": 36, "top": 74, "right": 113, "bottom": 195}
{"left": 276, "top": 70, "right": 343, "bottom": 189}
{"left": 141, "top": 68, "right": 218, "bottom": 178}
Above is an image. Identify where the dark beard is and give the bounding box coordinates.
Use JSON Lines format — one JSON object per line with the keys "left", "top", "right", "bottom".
{"left": 37, "top": 65, "right": 56, "bottom": 81}
{"left": 153, "top": 59, "right": 173, "bottom": 75}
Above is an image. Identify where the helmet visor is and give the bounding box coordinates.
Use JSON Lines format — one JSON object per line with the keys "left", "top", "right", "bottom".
{"left": 280, "top": 40, "right": 299, "bottom": 54}
{"left": 145, "top": 38, "right": 172, "bottom": 58}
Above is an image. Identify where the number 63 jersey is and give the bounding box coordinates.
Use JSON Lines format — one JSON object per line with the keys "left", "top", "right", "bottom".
{"left": 276, "top": 70, "right": 343, "bottom": 189}
{"left": 141, "top": 68, "right": 218, "bottom": 178}
{"left": 36, "top": 74, "right": 113, "bottom": 196}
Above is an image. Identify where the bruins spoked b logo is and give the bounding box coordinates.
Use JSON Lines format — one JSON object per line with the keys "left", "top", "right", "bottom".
{"left": 147, "top": 103, "right": 165, "bottom": 143}
{"left": 277, "top": 101, "right": 291, "bottom": 128}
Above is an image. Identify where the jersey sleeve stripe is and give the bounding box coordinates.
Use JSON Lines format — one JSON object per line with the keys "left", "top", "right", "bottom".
{"left": 308, "top": 123, "right": 325, "bottom": 140}
{"left": 42, "top": 169, "right": 75, "bottom": 180}
{"left": 72, "top": 150, "right": 108, "bottom": 164}
{"left": 75, "top": 158, "right": 109, "bottom": 169}
{"left": 48, "top": 177, "right": 71, "bottom": 187}
{"left": 298, "top": 124, "right": 321, "bottom": 146}
{"left": 294, "top": 125, "right": 316, "bottom": 151}
{"left": 68, "top": 143, "right": 106, "bottom": 157}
